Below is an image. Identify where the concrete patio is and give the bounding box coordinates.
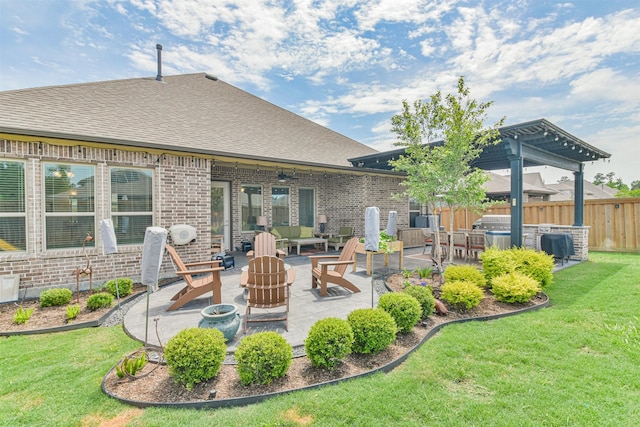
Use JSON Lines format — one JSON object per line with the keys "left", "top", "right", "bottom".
{"left": 123, "top": 246, "right": 434, "bottom": 352}
{"left": 122, "top": 244, "right": 578, "bottom": 354}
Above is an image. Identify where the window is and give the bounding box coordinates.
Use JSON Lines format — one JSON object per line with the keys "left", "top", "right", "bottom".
{"left": 271, "top": 186, "right": 290, "bottom": 226}
{"left": 0, "top": 160, "right": 26, "bottom": 251}
{"left": 44, "top": 163, "right": 95, "bottom": 249}
{"left": 241, "top": 185, "right": 262, "bottom": 231}
{"left": 409, "top": 198, "right": 422, "bottom": 227}
{"left": 298, "top": 188, "right": 315, "bottom": 227}
{"left": 111, "top": 167, "right": 153, "bottom": 245}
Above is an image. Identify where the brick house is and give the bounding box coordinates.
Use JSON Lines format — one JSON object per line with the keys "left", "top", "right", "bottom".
{"left": 0, "top": 73, "right": 407, "bottom": 297}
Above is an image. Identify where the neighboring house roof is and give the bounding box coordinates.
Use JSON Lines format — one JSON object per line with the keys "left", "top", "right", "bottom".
{"left": 547, "top": 180, "right": 619, "bottom": 201}
{"left": 0, "top": 73, "right": 377, "bottom": 169}
{"left": 484, "top": 172, "right": 557, "bottom": 196}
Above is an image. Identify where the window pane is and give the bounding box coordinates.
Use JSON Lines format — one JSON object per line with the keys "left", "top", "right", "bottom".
{"left": 111, "top": 168, "right": 153, "bottom": 212}
{"left": 298, "top": 188, "right": 315, "bottom": 227}
{"left": 45, "top": 163, "right": 95, "bottom": 213}
{"left": 112, "top": 215, "right": 153, "bottom": 245}
{"left": 111, "top": 168, "right": 153, "bottom": 244}
{"left": 0, "top": 160, "right": 25, "bottom": 213}
{"left": 45, "top": 216, "right": 95, "bottom": 250}
{"left": 0, "top": 160, "right": 26, "bottom": 252}
{"left": 272, "top": 186, "right": 290, "bottom": 226}
{"left": 241, "top": 185, "right": 262, "bottom": 231}
{"left": 44, "top": 163, "right": 95, "bottom": 249}
{"left": 0, "top": 217, "right": 26, "bottom": 251}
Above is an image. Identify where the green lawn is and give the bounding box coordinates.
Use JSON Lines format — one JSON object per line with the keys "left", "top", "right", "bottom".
{"left": 1, "top": 252, "right": 638, "bottom": 426}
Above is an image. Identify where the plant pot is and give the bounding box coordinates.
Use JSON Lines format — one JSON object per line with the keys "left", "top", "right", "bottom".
{"left": 198, "top": 304, "right": 240, "bottom": 342}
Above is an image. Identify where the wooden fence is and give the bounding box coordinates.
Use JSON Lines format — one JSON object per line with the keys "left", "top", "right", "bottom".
{"left": 438, "top": 198, "right": 640, "bottom": 252}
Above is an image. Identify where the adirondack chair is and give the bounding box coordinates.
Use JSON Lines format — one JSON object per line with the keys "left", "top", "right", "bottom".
{"left": 165, "top": 244, "right": 224, "bottom": 311}
{"left": 240, "top": 255, "right": 295, "bottom": 332}
{"left": 309, "top": 237, "right": 360, "bottom": 297}
{"left": 246, "top": 232, "right": 286, "bottom": 260}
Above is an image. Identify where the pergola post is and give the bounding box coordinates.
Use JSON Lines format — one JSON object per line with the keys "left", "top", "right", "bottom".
{"left": 507, "top": 139, "right": 523, "bottom": 248}
{"left": 573, "top": 164, "right": 585, "bottom": 226}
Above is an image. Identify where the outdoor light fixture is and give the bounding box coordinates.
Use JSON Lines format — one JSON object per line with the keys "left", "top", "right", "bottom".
{"left": 579, "top": 148, "right": 583, "bottom": 153}
{"left": 554, "top": 136, "right": 559, "bottom": 141}
{"left": 256, "top": 216, "right": 267, "bottom": 231}
{"left": 318, "top": 215, "right": 327, "bottom": 233}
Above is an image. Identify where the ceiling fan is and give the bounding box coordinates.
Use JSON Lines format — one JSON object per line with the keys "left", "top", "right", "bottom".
{"left": 278, "top": 172, "right": 298, "bottom": 182}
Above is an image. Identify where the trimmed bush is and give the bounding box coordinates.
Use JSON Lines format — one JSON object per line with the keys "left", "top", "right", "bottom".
{"left": 86, "top": 292, "right": 114, "bottom": 311}
{"left": 480, "top": 247, "right": 518, "bottom": 284}
{"left": 378, "top": 292, "right": 422, "bottom": 333}
{"left": 235, "top": 331, "right": 292, "bottom": 385}
{"left": 305, "top": 317, "right": 354, "bottom": 370}
{"left": 492, "top": 271, "right": 541, "bottom": 303}
{"left": 480, "top": 247, "right": 554, "bottom": 288}
{"left": 103, "top": 278, "right": 133, "bottom": 297}
{"left": 444, "top": 264, "right": 487, "bottom": 288}
{"left": 511, "top": 247, "right": 554, "bottom": 288}
{"left": 347, "top": 308, "right": 397, "bottom": 354}
{"left": 440, "top": 280, "right": 484, "bottom": 310}
{"left": 39, "top": 288, "right": 73, "bottom": 307}
{"left": 403, "top": 285, "right": 436, "bottom": 318}
{"left": 164, "top": 328, "right": 227, "bottom": 390}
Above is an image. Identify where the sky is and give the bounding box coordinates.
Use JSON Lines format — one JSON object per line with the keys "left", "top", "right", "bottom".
{"left": 1, "top": 0, "right": 639, "bottom": 185}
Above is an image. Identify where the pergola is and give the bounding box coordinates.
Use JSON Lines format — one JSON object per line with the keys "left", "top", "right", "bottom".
{"left": 348, "top": 118, "right": 611, "bottom": 248}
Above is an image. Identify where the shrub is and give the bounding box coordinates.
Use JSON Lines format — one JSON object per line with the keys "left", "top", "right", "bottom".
{"left": 86, "top": 292, "right": 114, "bottom": 311}
{"left": 66, "top": 304, "right": 81, "bottom": 321}
{"left": 347, "top": 308, "right": 397, "bottom": 354}
{"left": 440, "top": 280, "right": 484, "bottom": 310}
{"left": 403, "top": 285, "right": 436, "bottom": 318}
{"left": 164, "top": 328, "right": 227, "bottom": 390}
{"left": 511, "top": 247, "right": 554, "bottom": 288}
{"left": 39, "top": 288, "right": 73, "bottom": 307}
{"left": 378, "top": 292, "right": 422, "bottom": 333}
{"left": 13, "top": 307, "right": 34, "bottom": 325}
{"left": 480, "top": 247, "right": 554, "bottom": 288}
{"left": 444, "top": 264, "right": 488, "bottom": 288}
{"left": 304, "top": 317, "right": 354, "bottom": 370}
{"left": 235, "top": 331, "right": 292, "bottom": 385}
{"left": 480, "top": 247, "right": 518, "bottom": 284}
{"left": 103, "top": 278, "right": 133, "bottom": 297}
{"left": 492, "top": 271, "right": 541, "bottom": 303}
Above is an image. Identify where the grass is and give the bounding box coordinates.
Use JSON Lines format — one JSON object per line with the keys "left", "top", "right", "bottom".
{"left": 1, "top": 252, "right": 638, "bottom": 426}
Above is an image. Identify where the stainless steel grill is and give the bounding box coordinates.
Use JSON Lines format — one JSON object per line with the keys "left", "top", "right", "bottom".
{"left": 473, "top": 215, "right": 511, "bottom": 231}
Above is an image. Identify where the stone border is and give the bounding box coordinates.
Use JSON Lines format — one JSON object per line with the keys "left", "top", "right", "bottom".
{"left": 101, "top": 292, "right": 549, "bottom": 409}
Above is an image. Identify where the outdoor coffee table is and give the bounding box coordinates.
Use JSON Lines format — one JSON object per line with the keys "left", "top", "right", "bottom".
{"left": 289, "top": 238, "right": 328, "bottom": 255}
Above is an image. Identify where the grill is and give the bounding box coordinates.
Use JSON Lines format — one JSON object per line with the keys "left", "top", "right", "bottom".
{"left": 473, "top": 215, "right": 511, "bottom": 231}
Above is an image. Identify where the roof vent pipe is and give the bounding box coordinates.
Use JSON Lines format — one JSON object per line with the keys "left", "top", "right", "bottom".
{"left": 155, "top": 44, "right": 163, "bottom": 81}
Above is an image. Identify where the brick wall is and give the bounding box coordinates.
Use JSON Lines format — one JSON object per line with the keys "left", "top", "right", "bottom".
{"left": 2, "top": 139, "right": 408, "bottom": 298}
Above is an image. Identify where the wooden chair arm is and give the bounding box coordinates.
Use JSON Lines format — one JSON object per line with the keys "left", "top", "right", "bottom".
{"left": 240, "top": 271, "right": 248, "bottom": 287}
{"left": 309, "top": 254, "right": 340, "bottom": 268}
{"left": 286, "top": 268, "right": 296, "bottom": 285}
{"left": 184, "top": 260, "right": 223, "bottom": 268}
{"left": 319, "top": 260, "right": 355, "bottom": 267}
{"left": 176, "top": 266, "right": 224, "bottom": 276}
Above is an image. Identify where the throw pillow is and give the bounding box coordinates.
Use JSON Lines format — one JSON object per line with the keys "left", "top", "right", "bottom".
{"left": 300, "top": 226, "right": 313, "bottom": 238}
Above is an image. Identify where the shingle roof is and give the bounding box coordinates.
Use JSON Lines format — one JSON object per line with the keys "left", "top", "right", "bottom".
{"left": 0, "top": 73, "right": 377, "bottom": 168}
{"left": 484, "top": 172, "right": 557, "bottom": 195}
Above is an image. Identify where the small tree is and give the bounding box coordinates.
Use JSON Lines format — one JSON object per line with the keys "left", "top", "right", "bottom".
{"left": 390, "top": 76, "right": 504, "bottom": 264}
